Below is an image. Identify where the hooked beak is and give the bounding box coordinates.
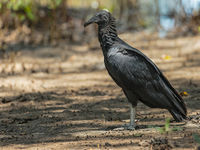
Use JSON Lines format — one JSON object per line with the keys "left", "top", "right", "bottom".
{"left": 84, "top": 16, "right": 96, "bottom": 27}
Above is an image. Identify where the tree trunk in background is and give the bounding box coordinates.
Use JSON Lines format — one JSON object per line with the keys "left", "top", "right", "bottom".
{"left": 175, "top": 0, "right": 186, "bottom": 26}
{"left": 154, "top": 0, "right": 160, "bottom": 31}
{"left": 118, "top": 0, "right": 139, "bottom": 30}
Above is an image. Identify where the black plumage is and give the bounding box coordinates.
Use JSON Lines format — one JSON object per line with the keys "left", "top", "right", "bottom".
{"left": 84, "top": 10, "right": 187, "bottom": 129}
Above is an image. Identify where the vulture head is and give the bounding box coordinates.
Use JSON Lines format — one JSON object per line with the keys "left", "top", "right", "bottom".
{"left": 84, "top": 10, "right": 112, "bottom": 27}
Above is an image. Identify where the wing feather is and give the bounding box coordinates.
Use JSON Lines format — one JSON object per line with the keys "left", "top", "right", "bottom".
{"left": 105, "top": 44, "right": 186, "bottom": 118}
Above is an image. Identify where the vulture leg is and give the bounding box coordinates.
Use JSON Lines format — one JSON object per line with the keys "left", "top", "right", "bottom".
{"left": 114, "top": 104, "right": 136, "bottom": 130}
{"left": 128, "top": 104, "right": 136, "bottom": 130}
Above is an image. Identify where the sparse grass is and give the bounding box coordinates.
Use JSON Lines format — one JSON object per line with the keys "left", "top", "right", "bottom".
{"left": 0, "top": 32, "right": 199, "bottom": 150}
{"left": 156, "top": 118, "right": 183, "bottom": 134}
{"left": 193, "top": 133, "right": 200, "bottom": 144}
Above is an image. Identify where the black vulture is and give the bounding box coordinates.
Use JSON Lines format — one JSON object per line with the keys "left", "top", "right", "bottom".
{"left": 84, "top": 10, "right": 187, "bottom": 130}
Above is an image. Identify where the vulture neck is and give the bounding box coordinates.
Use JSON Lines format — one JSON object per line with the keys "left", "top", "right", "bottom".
{"left": 98, "top": 18, "right": 118, "bottom": 54}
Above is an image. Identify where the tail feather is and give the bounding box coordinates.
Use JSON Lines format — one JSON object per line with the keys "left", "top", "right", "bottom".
{"left": 160, "top": 73, "right": 187, "bottom": 122}
{"left": 171, "top": 89, "right": 187, "bottom": 115}
{"left": 169, "top": 109, "right": 187, "bottom": 122}
{"left": 169, "top": 89, "right": 187, "bottom": 122}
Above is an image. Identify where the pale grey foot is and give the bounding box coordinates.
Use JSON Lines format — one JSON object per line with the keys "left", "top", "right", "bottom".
{"left": 113, "top": 105, "right": 136, "bottom": 130}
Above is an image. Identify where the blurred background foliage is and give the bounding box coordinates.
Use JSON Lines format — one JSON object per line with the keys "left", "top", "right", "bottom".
{"left": 0, "top": 0, "right": 200, "bottom": 48}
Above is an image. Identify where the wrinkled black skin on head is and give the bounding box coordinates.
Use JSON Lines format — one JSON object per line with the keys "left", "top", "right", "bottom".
{"left": 84, "top": 10, "right": 117, "bottom": 54}
{"left": 84, "top": 10, "right": 111, "bottom": 28}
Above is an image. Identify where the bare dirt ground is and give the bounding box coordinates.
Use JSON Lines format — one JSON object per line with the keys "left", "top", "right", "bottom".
{"left": 0, "top": 32, "right": 200, "bottom": 150}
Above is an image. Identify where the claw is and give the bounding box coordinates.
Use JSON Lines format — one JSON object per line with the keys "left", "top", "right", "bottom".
{"left": 113, "top": 123, "right": 135, "bottom": 131}
{"left": 113, "top": 105, "right": 137, "bottom": 131}
{"left": 127, "top": 125, "right": 135, "bottom": 130}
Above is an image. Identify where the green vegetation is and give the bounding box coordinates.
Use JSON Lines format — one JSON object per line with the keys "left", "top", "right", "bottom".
{"left": 156, "top": 118, "right": 183, "bottom": 134}
{"left": 0, "top": 0, "right": 63, "bottom": 22}
{"left": 193, "top": 134, "right": 200, "bottom": 144}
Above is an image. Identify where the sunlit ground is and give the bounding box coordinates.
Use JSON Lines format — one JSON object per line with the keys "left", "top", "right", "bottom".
{"left": 0, "top": 32, "right": 200, "bottom": 149}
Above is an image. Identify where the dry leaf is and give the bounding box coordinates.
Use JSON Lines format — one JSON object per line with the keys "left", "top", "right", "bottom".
{"left": 161, "top": 55, "right": 172, "bottom": 61}
{"left": 180, "top": 91, "right": 189, "bottom": 96}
